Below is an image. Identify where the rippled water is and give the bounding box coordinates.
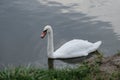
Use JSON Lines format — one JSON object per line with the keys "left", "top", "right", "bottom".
{"left": 0, "top": 0, "right": 120, "bottom": 68}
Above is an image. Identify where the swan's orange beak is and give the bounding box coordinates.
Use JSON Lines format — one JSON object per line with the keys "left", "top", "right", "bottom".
{"left": 41, "top": 30, "right": 47, "bottom": 39}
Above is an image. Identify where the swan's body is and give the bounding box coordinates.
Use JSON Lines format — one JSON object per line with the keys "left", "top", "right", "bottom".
{"left": 41, "top": 25, "right": 102, "bottom": 59}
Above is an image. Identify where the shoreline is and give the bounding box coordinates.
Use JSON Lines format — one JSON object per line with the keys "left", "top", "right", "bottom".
{"left": 0, "top": 52, "right": 120, "bottom": 80}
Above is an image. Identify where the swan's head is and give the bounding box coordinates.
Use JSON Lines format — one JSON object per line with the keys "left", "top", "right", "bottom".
{"left": 41, "top": 25, "right": 52, "bottom": 38}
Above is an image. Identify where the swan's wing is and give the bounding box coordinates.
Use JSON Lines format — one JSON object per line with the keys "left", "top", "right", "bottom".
{"left": 53, "top": 39, "right": 95, "bottom": 58}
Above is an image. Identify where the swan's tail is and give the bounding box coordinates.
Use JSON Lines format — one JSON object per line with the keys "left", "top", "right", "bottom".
{"left": 87, "top": 41, "right": 102, "bottom": 53}
{"left": 94, "top": 41, "right": 102, "bottom": 49}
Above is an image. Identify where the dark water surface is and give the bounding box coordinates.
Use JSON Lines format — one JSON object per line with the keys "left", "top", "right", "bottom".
{"left": 0, "top": 0, "right": 120, "bottom": 68}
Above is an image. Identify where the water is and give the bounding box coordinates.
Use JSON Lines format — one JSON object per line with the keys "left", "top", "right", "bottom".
{"left": 0, "top": 0, "right": 120, "bottom": 68}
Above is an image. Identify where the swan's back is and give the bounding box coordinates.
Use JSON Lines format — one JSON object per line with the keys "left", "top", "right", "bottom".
{"left": 52, "top": 39, "right": 102, "bottom": 58}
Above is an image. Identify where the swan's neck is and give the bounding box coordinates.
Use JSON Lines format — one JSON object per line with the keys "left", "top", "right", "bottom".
{"left": 47, "top": 28, "right": 54, "bottom": 57}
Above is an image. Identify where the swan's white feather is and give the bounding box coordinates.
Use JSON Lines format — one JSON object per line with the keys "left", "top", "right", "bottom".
{"left": 52, "top": 39, "right": 102, "bottom": 58}
{"left": 42, "top": 25, "right": 102, "bottom": 59}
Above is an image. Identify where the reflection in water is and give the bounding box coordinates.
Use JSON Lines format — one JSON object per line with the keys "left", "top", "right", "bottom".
{"left": 48, "top": 58, "right": 54, "bottom": 69}
{"left": 48, "top": 50, "right": 100, "bottom": 69}
{"left": 38, "top": 0, "right": 120, "bottom": 39}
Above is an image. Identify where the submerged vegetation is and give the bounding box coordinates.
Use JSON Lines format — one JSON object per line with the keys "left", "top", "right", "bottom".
{"left": 0, "top": 52, "right": 120, "bottom": 80}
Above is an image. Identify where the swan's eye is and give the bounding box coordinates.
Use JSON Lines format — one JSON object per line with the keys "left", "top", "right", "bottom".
{"left": 43, "top": 30, "right": 47, "bottom": 32}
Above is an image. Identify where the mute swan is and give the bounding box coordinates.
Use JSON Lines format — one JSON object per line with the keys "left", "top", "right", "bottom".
{"left": 41, "top": 25, "right": 102, "bottom": 58}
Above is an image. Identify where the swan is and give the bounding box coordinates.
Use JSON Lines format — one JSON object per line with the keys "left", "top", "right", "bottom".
{"left": 41, "top": 25, "right": 102, "bottom": 59}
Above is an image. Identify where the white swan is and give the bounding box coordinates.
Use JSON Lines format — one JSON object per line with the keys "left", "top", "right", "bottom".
{"left": 41, "top": 25, "right": 102, "bottom": 58}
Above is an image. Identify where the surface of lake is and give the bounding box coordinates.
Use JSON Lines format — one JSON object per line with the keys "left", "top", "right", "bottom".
{"left": 0, "top": 0, "right": 120, "bottom": 68}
